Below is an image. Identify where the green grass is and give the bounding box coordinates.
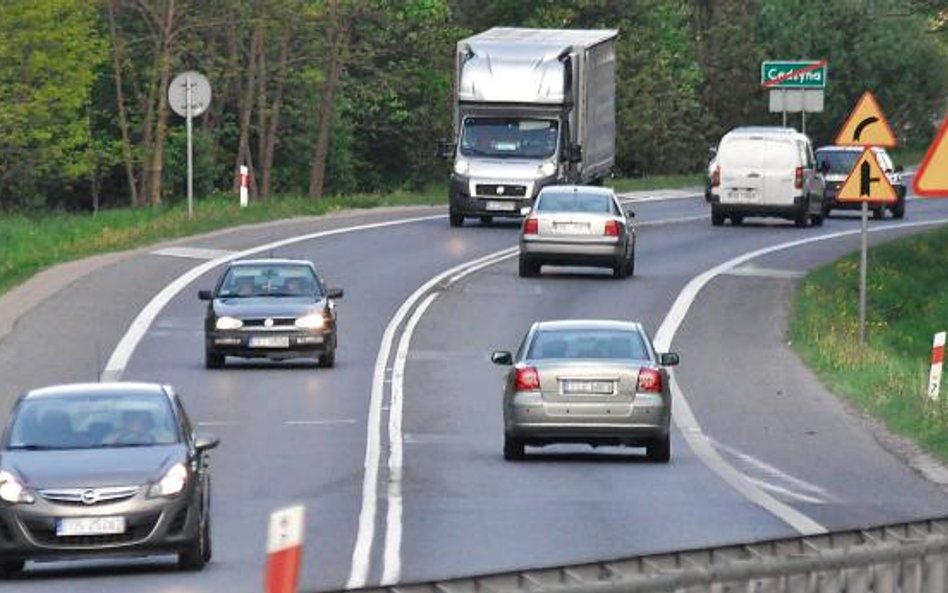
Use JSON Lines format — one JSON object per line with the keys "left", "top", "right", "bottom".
{"left": 791, "top": 224, "right": 948, "bottom": 459}
{"left": 609, "top": 173, "right": 704, "bottom": 193}
{"left": 890, "top": 145, "right": 929, "bottom": 168}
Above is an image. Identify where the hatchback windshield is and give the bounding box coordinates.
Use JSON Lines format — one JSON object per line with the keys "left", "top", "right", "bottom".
{"left": 536, "top": 192, "right": 615, "bottom": 214}
{"left": 459, "top": 117, "right": 558, "bottom": 159}
{"left": 527, "top": 329, "right": 649, "bottom": 360}
{"left": 5, "top": 392, "right": 180, "bottom": 450}
{"left": 218, "top": 264, "right": 322, "bottom": 298}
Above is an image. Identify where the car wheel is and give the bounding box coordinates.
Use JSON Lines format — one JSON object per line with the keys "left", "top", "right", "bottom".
{"left": 480, "top": 215, "right": 493, "bottom": 225}
{"left": 873, "top": 207, "right": 885, "bottom": 220}
{"left": 205, "top": 350, "right": 225, "bottom": 369}
{"left": 730, "top": 214, "right": 743, "bottom": 225}
{"left": 178, "top": 508, "right": 209, "bottom": 571}
{"left": 503, "top": 435, "right": 525, "bottom": 461}
{"left": 646, "top": 434, "right": 671, "bottom": 463}
{"left": 0, "top": 560, "right": 24, "bottom": 579}
{"left": 711, "top": 208, "right": 724, "bottom": 227}
{"left": 810, "top": 213, "right": 824, "bottom": 227}
{"left": 449, "top": 210, "right": 464, "bottom": 228}
{"left": 613, "top": 259, "right": 628, "bottom": 279}
{"left": 626, "top": 253, "right": 635, "bottom": 277}
{"left": 518, "top": 255, "right": 538, "bottom": 278}
{"left": 891, "top": 199, "right": 905, "bottom": 219}
{"left": 319, "top": 350, "right": 336, "bottom": 368}
{"left": 794, "top": 208, "right": 809, "bottom": 228}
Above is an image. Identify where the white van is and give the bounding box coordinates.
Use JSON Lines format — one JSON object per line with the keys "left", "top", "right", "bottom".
{"left": 706, "top": 127, "right": 825, "bottom": 227}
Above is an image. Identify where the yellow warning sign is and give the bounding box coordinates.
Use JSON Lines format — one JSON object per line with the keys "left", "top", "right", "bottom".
{"left": 835, "top": 91, "right": 897, "bottom": 148}
{"left": 837, "top": 148, "right": 898, "bottom": 203}
{"left": 914, "top": 114, "right": 948, "bottom": 198}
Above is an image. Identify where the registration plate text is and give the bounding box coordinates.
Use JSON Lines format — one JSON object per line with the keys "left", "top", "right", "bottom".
{"left": 249, "top": 336, "right": 290, "bottom": 348}
{"left": 554, "top": 222, "right": 590, "bottom": 235}
{"left": 561, "top": 380, "right": 614, "bottom": 395}
{"left": 56, "top": 516, "right": 126, "bottom": 537}
{"left": 485, "top": 200, "right": 516, "bottom": 212}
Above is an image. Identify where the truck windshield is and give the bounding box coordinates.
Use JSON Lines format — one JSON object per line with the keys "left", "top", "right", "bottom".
{"left": 459, "top": 117, "right": 558, "bottom": 159}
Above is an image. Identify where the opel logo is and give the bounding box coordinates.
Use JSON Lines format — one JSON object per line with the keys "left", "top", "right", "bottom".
{"left": 81, "top": 489, "right": 99, "bottom": 505}
{"left": 264, "top": 318, "right": 274, "bottom": 328}
{"left": 496, "top": 186, "right": 505, "bottom": 195}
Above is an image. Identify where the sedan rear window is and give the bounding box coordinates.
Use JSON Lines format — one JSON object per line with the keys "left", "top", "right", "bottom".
{"left": 5, "top": 392, "right": 180, "bottom": 450}
{"left": 536, "top": 193, "right": 614, "bottom": 214}
{"left": 527, "top": 329, "right": 649, "bottom": 360}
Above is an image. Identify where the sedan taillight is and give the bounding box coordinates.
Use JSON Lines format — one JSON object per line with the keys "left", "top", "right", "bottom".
{"left": 604, "top": 220, "right": 621, "bottom": 236}
{"left": 523, "top": 217, "right": 538, "bottom": 235}
{"left": 515, "top": 366, "right": 540, "bottom": 391}
{"left": 637, "top": 368, "right": 663, "bottom": 393}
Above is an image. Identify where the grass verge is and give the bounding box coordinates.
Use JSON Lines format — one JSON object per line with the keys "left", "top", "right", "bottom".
{"left": 609, "top": 173, "right": 704, "bottom": 193}
{"left": 790, "top": 224, "right": 948, "bottom": 460}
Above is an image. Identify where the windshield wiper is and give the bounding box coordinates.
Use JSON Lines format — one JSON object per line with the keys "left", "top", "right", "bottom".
{"left": 5, "top": 444, "right": 59, "bottom": 451}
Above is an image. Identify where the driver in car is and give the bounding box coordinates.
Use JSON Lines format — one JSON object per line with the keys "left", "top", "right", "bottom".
{"left": 104, "top": 410, "right": 155, "bottom": 445}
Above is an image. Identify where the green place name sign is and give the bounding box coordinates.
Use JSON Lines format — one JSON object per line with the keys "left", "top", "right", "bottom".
{"left": 761, "top": 61, "right": 827, "bottom": 89}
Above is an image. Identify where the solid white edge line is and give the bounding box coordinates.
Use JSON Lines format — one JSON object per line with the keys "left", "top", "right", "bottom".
{"left": 102, "top": 214, "right": 445, "bottom": 381}
{"left": 381, "top": 292, "right": 437, "bottom": 585}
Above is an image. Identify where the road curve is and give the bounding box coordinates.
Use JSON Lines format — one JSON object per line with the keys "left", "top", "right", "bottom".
{"left": 2, "top": 192, "right": 948, "bottom": 592}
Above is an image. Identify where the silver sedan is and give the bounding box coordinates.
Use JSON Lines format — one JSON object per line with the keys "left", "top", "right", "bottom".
{"left": 519, "top": 186, "right": 635, "bottom": 279}
{"left": 491, "top": 320, "right": 678, "bottom": 462}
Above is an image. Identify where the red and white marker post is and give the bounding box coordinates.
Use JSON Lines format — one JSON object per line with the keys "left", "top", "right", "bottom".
{"left": 265, "top": 505, "right": 305, "bottom": 593}
{"left": 930, "top": 331, "right": 946, "bottom": 401}
{"left": 240, "top": 165, "right": 249, "bottom": 208}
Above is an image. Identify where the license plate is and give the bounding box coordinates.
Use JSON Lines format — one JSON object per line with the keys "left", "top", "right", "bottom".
{"left": 56, "top": 516, "right": 126, "bottom": 537}
{"left": 729, "top": 190, "right": 757, "bottom": 202}
{"left": 561, "top": 380, "right": 614, "bottom": 395}
{"left": 485, "top": 200, "right": 516, "bottom": 212}
{"left": 554, "top": 222, "right": 590, "bottom": 235}
{"left": 249, "top": 336, "right": 290, "bottom": 348}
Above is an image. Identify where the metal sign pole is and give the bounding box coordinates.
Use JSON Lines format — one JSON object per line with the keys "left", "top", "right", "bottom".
{"left": 186, "top": 75, "right": 194, "bottom": 220}
{"left": 802, "top": 109, "right": 806, "bottom": 135}
{"left": 859, "top": 200, "right": 868, "bottom": 344}
{"left": 782, "top": 90, "right": 787, "bottom": 127}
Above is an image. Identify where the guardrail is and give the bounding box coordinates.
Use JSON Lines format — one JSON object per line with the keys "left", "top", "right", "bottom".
{"left": 344, "top": 517, "right": 948, "bottom": 593}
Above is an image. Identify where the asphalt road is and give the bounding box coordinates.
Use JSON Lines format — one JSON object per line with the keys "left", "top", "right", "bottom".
{"left": 4, "top": 189, "right": 948, "bottom": 592}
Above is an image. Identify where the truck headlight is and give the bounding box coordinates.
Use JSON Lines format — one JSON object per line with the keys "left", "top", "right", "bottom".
{"left": 454, "top": 159, "right": 470, "bottom": 175}
{"left": 538, "top": 162, "right": 556, "bottom": 176}
{"left": 0, "top": 470, "right": 34, "bottom": 504}
{"left": 216, "top": 316, "right": 243, "bottom": 330}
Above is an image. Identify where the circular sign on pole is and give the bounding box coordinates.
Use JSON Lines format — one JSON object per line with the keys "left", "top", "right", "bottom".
{"left": 168, "top": 71, "right": 212, "bottom": 118}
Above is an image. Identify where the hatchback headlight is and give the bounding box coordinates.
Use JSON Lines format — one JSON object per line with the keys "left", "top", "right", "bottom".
{"left": 454, "top": 159, "right": 470, "bottom": 175}
{"left": 538, "top": 162, "right": 556, "bottom": 176}
{"left": 149, "top": 462, "right": 188, "bottom": 498}
{"left": 215, "top": 316, "right": 243, "bottom": 330}
{"left": 295, "top": 313, "right": 326, "bottom": 330}
{"left": 0, "top": 470, "right": 34, "bottom": 504}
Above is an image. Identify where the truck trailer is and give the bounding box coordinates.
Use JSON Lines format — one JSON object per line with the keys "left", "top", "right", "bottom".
{"left": 442, "top": 27, "right": 618, "bottom": 227}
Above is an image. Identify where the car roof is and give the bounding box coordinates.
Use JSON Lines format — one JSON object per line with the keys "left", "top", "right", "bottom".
{"left": 722, "top": 126, "right": 808, "bottom": 141}
{"left": 815, "top": 145, "right": 888, "bottom": 154}
{"left": 23, "top": 382, "right": 171, "bottom": 400}
{"left": 537, "top": 185, "right": 615, "bottom": 198}
{"left": 534, "top": 319, "right": 644, "bottom": 332}
{"left": 229, "top": 258, "right": 314, "bottom": 267}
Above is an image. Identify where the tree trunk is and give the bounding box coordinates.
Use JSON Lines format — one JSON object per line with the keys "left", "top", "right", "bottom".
{"left": 144, "top": 0, "right": 176, "bottom": 207}
{"left": 260, "top": 26, "right": 291, "bottom": 201}
{"left": 309, "top": 7, "right": 349, "bottom": 200}
{"left": 234, "top": 0, "right": 263, "bottom": 200}
{"left": 107, "top": 0, "right": 140, "bottom": 207}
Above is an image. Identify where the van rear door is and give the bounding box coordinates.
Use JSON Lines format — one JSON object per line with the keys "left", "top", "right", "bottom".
{"left": 719, "top": 137, "right": 764, "bottom": 205}
{"left": 760, "top": 139, "right": 799, "bottom": 207}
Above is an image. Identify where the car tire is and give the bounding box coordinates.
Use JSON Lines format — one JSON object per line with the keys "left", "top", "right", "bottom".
{"left": 711, "top": 208, "right": 724, "bottom": 227}
{"left": 646, "top": 434, "right": 671, "bottom": 463}
{"left": 794, "top": 208, "right": 809, "bottom": 228}
{"left": 519, "top": 255, "right": 538, "bottom": 278}
{"left": 205, "top": 350, "right": 225, "bottom": 369}
{"left": 810, "top": 213, "right": 824, "bottom": 227}
{"left": 613, "top": 259, "right": 628, "bottom": 279}
{"left": 873, "top": 207, "right": 885, "bottom": 220}
{"left": 178, "top": 507, "right": 210, "bottom": 571}
{"left": 449, "top": 210, "right": 464, "bottom": 228}
{"left": 730, "top": 214, "right": 743, "bottom": 226}
{"left": 480, "top": 215, "right": 493, "bottom": 225}
{"left": 891, "top": 199, "right": 905, "bottom": 219}
{"left": 503, "top": 435, "right": 525, "bottom": 461}
{"left": 319, "top": 350, "right": 336, "bottom": 368}
{"left": 0, "top": 560, "right": 24, "bottom": 579}
{"left": 626, "top": 253, "right": 635, "bottom": 277}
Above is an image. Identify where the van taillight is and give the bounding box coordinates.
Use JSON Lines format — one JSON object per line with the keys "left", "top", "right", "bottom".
{"left": 637, "top": 368, "right": 662, "bottom": 393}
{"left": 515, "top": 367, "right": 540, "bottom": 391}
{"left": 711, "top": 165, "right": 720, "bottom": 187}
{"left": 794, "top": 166, "right": 804, "bottom": 189}
{"left": 523, "top": 217, "right": 538, "bottom": 235}
{"left": 604, "top": 220, "right": 621, "bottom": 236}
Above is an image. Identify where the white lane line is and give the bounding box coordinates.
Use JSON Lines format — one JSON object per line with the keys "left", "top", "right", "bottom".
{"left": 744, "top": 478, "right": 829, "bottom": 505}
{"left": 710, "top": 439, "right": 837, "bottom": 503}
{"left": 285, "top": 419, "right": 356, "bottom": 426}
{"left": 197, "top": 421, "right": 240, "bottom": 427}
{"left": 653, "top": 216, "right": 948, "bottom": 535}
{"left": 382, "top": 292, "right": 437, "bottom": 585}
{"left": 723, "top": 265, "right": 806, "bottom": 279}
{"left": 347, "top": 247, "right": 516, "bottom": 589}
{"left": 101, "top": 214, "right": 444, "bottom": 382}
{"left": 151, "top": 246, "right": 235, "bottom": 260}
{"left": 617, "top": 190, "right": 703, "bottom": 203}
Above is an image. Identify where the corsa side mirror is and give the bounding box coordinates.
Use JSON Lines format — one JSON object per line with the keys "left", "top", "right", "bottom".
{"left": 327, "top": 288, "right": 344, "bottom": 299}
{"left": 195, "top": 433, "right": 220, "bottom": 452}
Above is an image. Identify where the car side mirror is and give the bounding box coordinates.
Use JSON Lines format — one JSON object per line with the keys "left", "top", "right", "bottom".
{"left": 327, "top": 288, "right": 344, "bottom": 299}
{"left": 520, "top": 206, "right": 532, "bottom": 216}
{"left": 894, "top": 164, "right": 904, "bottom": 173}
{"left": 659, "top": 352, "right": 679, "bottom": 367}
{"left": 567, "top": 144, "right": 583, "bottom": 163}
{"left": 491, "top": 351, "right": 513, "bottom": 366}
{"left": 437, "top": 138, "right": 455, "bottom": 160}
{"left": 624, "top": 208, "right": 636, "bottom": 219}
{"left": 195, "top": 434, "right": 220, "bottom": 452}
{"left": 708, "top": 146, "right": 717, "bottom": 158}
{"left": 198, "top": 289, "right": 213, "bottom": 301}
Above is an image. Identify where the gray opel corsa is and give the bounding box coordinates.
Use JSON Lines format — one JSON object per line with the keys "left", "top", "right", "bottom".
{"left": 0, "top": 383, "right": 219, "bottom": 577}
{"left": 492, "top": 320, "right": 678, "bottom": 462}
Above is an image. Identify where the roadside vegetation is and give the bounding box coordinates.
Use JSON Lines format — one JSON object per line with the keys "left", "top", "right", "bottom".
{"left": 791, "top": 225, "right": 948, "bottom": 460}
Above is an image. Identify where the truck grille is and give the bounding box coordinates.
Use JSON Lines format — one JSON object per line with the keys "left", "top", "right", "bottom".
{"left": 475, "top": 184, "right": 527, "bottom": 197}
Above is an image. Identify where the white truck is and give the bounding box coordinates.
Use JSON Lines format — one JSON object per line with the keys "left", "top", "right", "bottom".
{"left": 440, "top": 28, "right": 618, "bottom": 227}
